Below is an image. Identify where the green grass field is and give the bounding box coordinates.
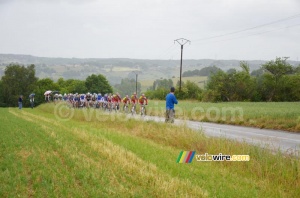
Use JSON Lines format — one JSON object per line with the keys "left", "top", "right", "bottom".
{"left": 145, "top": 100, "right": 300, "bottom": 132}
{"left": 0, "top": 104, "right": 299, "bottom": 197}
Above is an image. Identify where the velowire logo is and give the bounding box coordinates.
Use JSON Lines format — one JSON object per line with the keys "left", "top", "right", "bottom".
{"left": 176, "top": 151, "right": 196, "bottom": 163}
{"left": 176, "top": 151, "right": 250, "bottom": 163}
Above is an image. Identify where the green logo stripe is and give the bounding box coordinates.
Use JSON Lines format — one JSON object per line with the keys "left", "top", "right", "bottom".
{"left": 176, "top": 151, "right": 184, "bottom": 163}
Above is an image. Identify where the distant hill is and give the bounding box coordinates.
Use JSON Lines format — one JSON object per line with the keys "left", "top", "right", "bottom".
{"left": 0, "top": 54, "right": 299, "bottom": 85}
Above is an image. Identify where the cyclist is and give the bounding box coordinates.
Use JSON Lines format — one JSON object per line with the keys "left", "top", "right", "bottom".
{"left": 86, "top": 92, "right": 92, "bottom": 108}
{"left": 130, "top": 92, "right": 138, "bottom": 114}
{"left": 97, "top": 93, "right": 102, "bottom": 108}
{"left": 122, "top": 95, "right": 131, "bottom": 112}
{"left": 102, "top": 93, "right": 108, "bottom": 110}
{"left": 69, "top": 94, "right": 74, "bottom": 107}
{"left": 107, "top": 93, "right": 112, "bottom": 111}
{"left": 138, "top": 93, "right": 148, "bottom": 115}
{"left": 63, "top": 93, "right": 68, "bottom": 101}
{"left": 74, "top": 93, "right": 80, "bottom": 108}
{"left": 54, "top": 93, "right": 59, "bottom": 104}
{"left": 112, "top": 93, "right": 122, "bottom": 111}
{"left": 80, "top": 93, "right": 85, "bottom": 107}
{"left": 91, "top": 93, "right": 97, "bottom": 108}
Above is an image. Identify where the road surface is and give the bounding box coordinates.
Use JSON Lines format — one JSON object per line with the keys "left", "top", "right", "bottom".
{"left": 138, "top": 115, "right": 300, "bottom": 155}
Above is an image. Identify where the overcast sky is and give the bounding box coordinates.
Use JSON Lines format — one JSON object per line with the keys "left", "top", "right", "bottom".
{"left": 0, "top": 0, "right": 299, "bottom": 60}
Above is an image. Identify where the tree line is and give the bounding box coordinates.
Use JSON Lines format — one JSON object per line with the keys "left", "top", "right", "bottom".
{"left": 182, "top": 65, "right": 221, "bottom": 77}
{"left": 204, "top": 59, "right": 300, "bottom": 102}
{"left": 145, "top": 58, "right": 300, "bottom": 102}
{"left": 0, "top": 64, "right": 113, "bottom": 107}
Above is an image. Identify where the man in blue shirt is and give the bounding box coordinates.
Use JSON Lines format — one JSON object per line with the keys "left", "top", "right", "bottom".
{"left": 165, "top": 87, "right": 178, "bottom": 123}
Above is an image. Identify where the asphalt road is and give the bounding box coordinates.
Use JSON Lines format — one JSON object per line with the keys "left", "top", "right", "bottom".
{"left": 139, "top": 115, "right": 300, "bottom": 155}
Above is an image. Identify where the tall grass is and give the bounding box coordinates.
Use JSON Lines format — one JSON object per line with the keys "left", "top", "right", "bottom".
{"left": 1, "top": 103, "right": 299, "bottom": 197}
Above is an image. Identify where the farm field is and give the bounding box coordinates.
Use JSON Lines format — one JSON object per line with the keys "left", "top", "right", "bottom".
{"left": 104, "top": 66, "right": 139, "bottom": 72}
{"left": 0, "top": 104, "right": 299, "bottom": 197}
{"left": 140, "top": 76, "right": 208, "bottom": 91}
{"left": 145, "top": 100, "right": 300, "bottom": 132}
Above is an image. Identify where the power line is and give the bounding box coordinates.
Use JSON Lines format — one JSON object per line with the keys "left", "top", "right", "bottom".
{"left": 156, "top": 13, "right": 300, "bottom": 60}
{"left": 157, "top": 44, "right": 177, "bottom": 59}
{"left": 195, "top": 23, "right": 300, "bottom": 45}
{"left": 192, "top": 13, "right": 300, "bottom": 42}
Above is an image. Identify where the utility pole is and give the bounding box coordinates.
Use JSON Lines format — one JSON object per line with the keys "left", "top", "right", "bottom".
{"left": 174, "top": 38, "right": 190, "bottom": 92}
{"left": 133, "top": 71, "right": 138, "bottom": 95}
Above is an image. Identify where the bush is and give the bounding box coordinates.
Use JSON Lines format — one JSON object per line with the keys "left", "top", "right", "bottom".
{"left": 0, "top": 102, "right": 7, "bottom": 107}
{"left": 201, "top": 90, "right": 221, "bottom": 102}
{"left": 146, "top": 80, "right": 203, "bottom": 101}
{"left": 145, "top": 88, "right": 169, "bottom": 100}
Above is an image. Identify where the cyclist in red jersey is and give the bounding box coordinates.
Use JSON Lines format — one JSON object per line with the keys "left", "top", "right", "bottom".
{"left": 130, "top": 92, "right": 138, "bottom": 114}
{"left": 138, "top": 93, "right": 148, "bottom": 105}
{"left": 131, "top": 92, "right": 138, "bottom": 104}
{"left": 122, "top": 95, "right": 131, "bottom": 112}
{"left": 112, "top": 93, "right": 122, "bottom": 111}
{"left": 138, "top": 93, "right": 148, "bottom": 115}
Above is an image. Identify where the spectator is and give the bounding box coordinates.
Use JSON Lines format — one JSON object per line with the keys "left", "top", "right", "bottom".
{"left": 29, "top": 94, "right": 35, "bottom": 109}
{"left": 165, "top": 87, "right": 178, "bottom": 123}
{"left": 18, "top": 95, "right": 23, "bottom": 109}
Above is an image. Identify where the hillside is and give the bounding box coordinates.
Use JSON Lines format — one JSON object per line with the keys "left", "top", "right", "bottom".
{"left": 0, "top": 54, "right": 299, "bottom": 86}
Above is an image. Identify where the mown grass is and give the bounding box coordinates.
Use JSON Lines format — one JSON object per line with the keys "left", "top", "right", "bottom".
{"left": 1, "top": 103, "right": 300, "bottom": 197}
{"left": 144, "top": 100, "right": 300, "bottom": 132}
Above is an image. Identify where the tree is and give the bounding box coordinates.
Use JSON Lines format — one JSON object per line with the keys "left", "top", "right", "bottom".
{"left": 293, "top": 65, "right": 300, "bottom": 74}
{"left": 1, "top": 64, "right": 38, "bottom": 107}
{"left": 152, "top": 79, "right": 173, "bottom": 90}
{"left": 33, "top": 78, "right": 60, "bottom": 106}
{"left": 280, "top": 74, "right": 300, "bottom": 101}
{"left": 0, "top": 80, "right": 5, "bottom": 107}
{"left": 57, "top": 78, "right": 87, "bottom": 94}
{"left": 226, "top": 68, "right": 237, "bottom": 74}
{"left": 205, "top": 62, "right": 256, "bottom": 101}
{"left": 182, "top": 66, "right": 221, "bottom": 77}
{"left": 251, "top": 68, "right": 264, "bottom": 77}
{"left": 68, "top": 79, "right": 87, "bottom": 94}
{"left": 179, "top": 80, "right": 202, "bottom": 100}
{"left": 261, "top": 57, "right": 293, "bottom": 101}
{"left": 85, "top": 74, "right": 113, "bottom": 94}
{"left": 206, "top": 70, "right": 232, "bottom": 101}
{"left": 232, "top": 63, "right": 256, "bottom": 101}
{"left": 57, "top": 77, "right": 65, "bottom": 88}
{"left": 240, "top": 61, "right": 250, "bottom": 74}
{"left": 114, "top": 78, "right": 141, "bottom": 96}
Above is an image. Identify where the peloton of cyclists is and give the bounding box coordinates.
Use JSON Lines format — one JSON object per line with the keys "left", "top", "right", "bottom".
{"left": 49, "top": 91, "right": 149, "bottom": 115}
